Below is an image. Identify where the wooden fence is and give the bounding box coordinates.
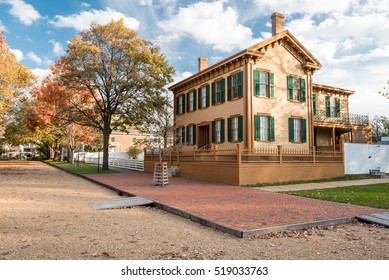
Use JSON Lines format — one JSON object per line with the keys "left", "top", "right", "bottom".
{"left": 144, "top": 144, "right": 343, "bottom": 166}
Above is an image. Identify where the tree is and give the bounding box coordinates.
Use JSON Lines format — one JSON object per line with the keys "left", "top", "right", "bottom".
{"left": 371, "top": 115, "right": 389, "bottom": 142}
{"left": 0, "top": 33, "right": 35, "bottom": 128}
{"left": 379, "top": 80, "right": 389, "bottom": 99}
{"left": 58, "top": 20, "right": 175, "bottom": 170}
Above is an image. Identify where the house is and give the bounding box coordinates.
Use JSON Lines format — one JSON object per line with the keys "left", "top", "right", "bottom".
{"left": 145, "top": 12, "right": 372, "bottom": 185}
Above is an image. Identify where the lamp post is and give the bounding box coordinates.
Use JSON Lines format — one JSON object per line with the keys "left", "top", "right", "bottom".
{"left": 97, "top": 143, "right": 101, "bottom": 173}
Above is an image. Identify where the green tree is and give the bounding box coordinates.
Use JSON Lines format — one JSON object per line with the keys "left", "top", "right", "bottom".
{"left": 371, "top": 115, "right": 389, "bottom": 142}
{"left": 379, "top": 80, "right": 389, "bottom": 99}
{"left": 59, "top": 20, "right": 174, "bottom": 170}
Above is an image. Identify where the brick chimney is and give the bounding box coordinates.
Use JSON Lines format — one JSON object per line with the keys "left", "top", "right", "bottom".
{"left": 198, "top": 57, "right": 208, "bottom": 72}
{"left": 271, "top": 12, "right": 285, "bottom": 36}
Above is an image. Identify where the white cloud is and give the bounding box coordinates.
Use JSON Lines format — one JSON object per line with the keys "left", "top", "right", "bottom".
{"left": 0, "top": 19, "right": 7, "bottom": 32}
{"left": 31, "top": 68, "right": 51, "bottom": 84}
{"left": 50, "top": 7, "right": 140, "bottom": 31}
{"left": 27, "top": 52, "right": 43, "bottom": 65}
{"left": 49, "top": 40, "right": 65, "bottom": 56}
{"left": 137, "top": 0, "right": 152, "bottom": 6}
{"left": 10, "top": 49, "right": 24, "bottom": 61}
{"left": 158, "top": 0, "right": 259, "bottom": 52}
{"left": 81, "top": 2, "right": 91, "bottom": 8}
{"left": 2, "top": 0, "right": 41, "bottom": 25}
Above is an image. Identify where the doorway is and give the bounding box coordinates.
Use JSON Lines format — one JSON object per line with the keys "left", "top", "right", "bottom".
{"left": 198, "top": 124, "right": 210, "bottom": 149}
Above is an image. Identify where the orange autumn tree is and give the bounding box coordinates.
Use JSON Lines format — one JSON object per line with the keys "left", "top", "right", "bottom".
{"left": 29, "top": 61, "right": 97, "bottom": 162}
{"left": 0, "top": 33, "right": 35, "bottom": 128}
{"left": 59, "top": 19, "right": 175, "bottom": 170}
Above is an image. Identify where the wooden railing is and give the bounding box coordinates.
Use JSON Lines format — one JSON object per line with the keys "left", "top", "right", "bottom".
{"left": 144, "top": 144, "right": 343, "bottom": 165}
{"left": 109, "top": 158, "right": 144, "bottom": 171}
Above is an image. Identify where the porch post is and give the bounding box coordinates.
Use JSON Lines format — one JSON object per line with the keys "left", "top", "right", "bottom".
{"left": 237, "top": 143, "right": 242, "bottom": 164}
{"left": 332, "top": 127, "right": 336, "bottom": 153}
{"left": 312, "top": 146, "right": 316, "bottom": 164}
{"left": 277, "top": 145, "right": 283, "bottom": 164}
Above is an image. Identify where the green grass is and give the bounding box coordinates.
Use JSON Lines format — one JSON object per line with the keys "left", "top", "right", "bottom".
{"left": 284, "top": 183, "right": 389, "bottom": 209}
{"left": 47, "top": 160, "right": 118, "bottom": 174}
{"left": 243, "top": 174, "right": 374, "bottom": 188}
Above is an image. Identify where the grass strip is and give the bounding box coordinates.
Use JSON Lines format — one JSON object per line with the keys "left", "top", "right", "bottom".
{"left": 47, "top": 160, "right": 118, "bottom": 174}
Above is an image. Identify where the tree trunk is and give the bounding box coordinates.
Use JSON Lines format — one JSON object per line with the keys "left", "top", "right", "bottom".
{"left": 68, "top": 148, "right": 74, "bottom": 164}
{"left": 102, "top": 129, "right": 110, "bottom": 170}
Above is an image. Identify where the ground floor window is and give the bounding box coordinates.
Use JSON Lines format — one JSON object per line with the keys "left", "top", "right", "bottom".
{"left": 288, "top": 118, "right": 307, "bottom": 143}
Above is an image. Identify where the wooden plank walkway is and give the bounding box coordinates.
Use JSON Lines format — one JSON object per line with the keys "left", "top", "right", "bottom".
{"left": 357, "top": 212, "right": 389, "bottom": 228}
{"left": 90, "top": 196, "right": 153, "bottom": 210}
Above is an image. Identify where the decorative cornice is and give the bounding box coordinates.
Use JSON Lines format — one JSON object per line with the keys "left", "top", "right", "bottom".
{"left": 313, "top": 83, "right": 355, "bottom": 96}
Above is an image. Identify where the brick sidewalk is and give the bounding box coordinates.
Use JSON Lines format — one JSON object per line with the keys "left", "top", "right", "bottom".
{"left": 85, "top": 171, "right": 382, "bottom": 237}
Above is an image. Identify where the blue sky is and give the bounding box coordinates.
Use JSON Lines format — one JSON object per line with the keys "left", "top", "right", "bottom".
{"left": 0, "top": 0, "right": 388, "bottom": 117}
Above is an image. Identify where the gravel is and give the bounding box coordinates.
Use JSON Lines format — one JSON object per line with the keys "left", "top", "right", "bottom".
{"left": 0, "top": 161, "right": 388, "bottom": 260}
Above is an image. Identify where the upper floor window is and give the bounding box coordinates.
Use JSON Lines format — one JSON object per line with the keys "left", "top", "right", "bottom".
{"left": 198, "top": 85, "right": 210, "bottom": 109}
{"left": 227, "top": 71, "right": 243, "bottom": 100}
{"left": 212, "top": 119, "right": 225, "bottom": 143}
{"left": 326, "top": 96, "right": 340, "bottom": 117}
{"left": 254, "top": 70, "right": 274, "bottom": 98}
{"left": 187, "top": 90, "right": 196, "bottom": 112}
{"left": 288, "top": 117, "right": 307, "bottom": 143}
{"left": 212, "top": 78, "right": 225, "bottom": 105}
{"left": 176, "top": 94, "right": 185, "bottom": 115}
{"left": 287, "top": 76, "right": 306, "bottom": 102}
{"left": 228, "top": 115, "right": 243, "bottom": 142}
{"left": 254, "top": 115, "right": 275, "bottom": 141}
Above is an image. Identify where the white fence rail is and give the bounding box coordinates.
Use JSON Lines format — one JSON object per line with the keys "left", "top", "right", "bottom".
{"left": 74, "top": 152, "right": 144, "bottom": 171}
{"left": 344, "top": 143, "right": 389, "bottom": 174}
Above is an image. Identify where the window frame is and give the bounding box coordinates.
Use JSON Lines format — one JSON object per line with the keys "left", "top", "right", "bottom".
{"left": 287, "top": 76, "right": 306, "bottom": 102}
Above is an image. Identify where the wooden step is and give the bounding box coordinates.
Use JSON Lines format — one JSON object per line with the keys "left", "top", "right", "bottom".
{"left": 90, "top": 196, "right": 153, "bottom": 210}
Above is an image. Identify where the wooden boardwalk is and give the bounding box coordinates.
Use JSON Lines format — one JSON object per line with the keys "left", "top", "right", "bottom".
{"left": 358, "top": 212, "right": 389, "bottom": 228}
{"left": 90, "top": 196, "right": 153, "bottom": 210}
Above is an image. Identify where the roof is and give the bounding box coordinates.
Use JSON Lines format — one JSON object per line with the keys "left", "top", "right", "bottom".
{"left": 313, "top": 83, "right": 355, "bottom": 96}
{"left": 169, "top": 30, "right": 322, "bottom": 92}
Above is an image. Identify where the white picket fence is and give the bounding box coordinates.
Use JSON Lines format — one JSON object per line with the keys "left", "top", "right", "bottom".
{"left": 344, "top": 143, "right": 389, "bottom": 174}
{"left": 74, "top": 152, "right": 144, "bottom": 171}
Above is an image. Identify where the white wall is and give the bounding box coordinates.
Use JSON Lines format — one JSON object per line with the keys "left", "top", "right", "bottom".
{"left": 344, "top": 143, "right": 389, "bottom": 174}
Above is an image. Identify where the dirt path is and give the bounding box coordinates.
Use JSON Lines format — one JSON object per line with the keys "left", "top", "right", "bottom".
{"left": 0, "top": 161, "right": 388, "bottom": 260}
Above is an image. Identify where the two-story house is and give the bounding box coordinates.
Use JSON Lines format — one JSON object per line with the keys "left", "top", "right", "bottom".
{"left": 146, "top": 12, "right": 371, "bottom": 185}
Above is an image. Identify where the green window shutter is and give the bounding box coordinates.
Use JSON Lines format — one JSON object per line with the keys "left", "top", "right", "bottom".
{"left": 288, "top": 117, "right": 294, "bottom": 142}
{"left": 175, "top": 96, "right": 179, "bottom": 114}
{"left": 227, "top": 75, "right": 231, "bottom": 101}
{"left": 211, "top": 121, "right": 215, "bottom": 143}
{"left": 206, "top": 84, "right": 210, "bottom": 107}
{"left": 335, "top": 98, "right": 341, "bottom": 117}
{"left": 192, "top": 90, "right": 197, "bottom": 111}
{"left": 186, "top": 93, "right": 190, "bottom": 113}
{"left": 181, "top": 127, "right": 185, "bottom": 144}
{"left": 301, "top": 119, "right": 307, "bottom": 143}
{"left": 227, "top": 118, "right": 232, "bottom": 142}
{"left": 211, "top": 82, "right": 215, "bottom": 105}
{"left": 220, "top": 78, "right": 225, "bottom": 103}
{"left": 182, "top": 95, "right": 186, "bottom": 114}
{"left": 287, "top": 76, "right": 294, "bottom": 100}
{"left": 269, "top": 116, "right": 275, "bottom": 142}
{"left": 313, "top": 94, "right": 317, "bottom": 115}
{"left": 186, "top": 126, "right": 189, "bottom": 144}
{"left": 197, "top": 88, "right": 201, "bottom": 109}
{"left": 254, "top": 115, "right": 261, "bottom": 141}
{"left": 238, "top": 116, "right": 243, "bottom": 142}
{"left": 253, "top": 70, "right": 260, "bottom": 96}
{"left": 220, "top": 119, "right": 225, "bottom": 143}
{"left": 325, "top": 96, "right": 330, "bottom": 117}
{"left": 269, "top": 72, "right": 275, "bottom": 98}
{"left": 237, "top": 71, "right": 243, "bottom": 98}
{"left": 192, "top": 124, "right": 196, "bottom": 145}
{"left": 301, "top": 78, "right": 306, "bottom": 102}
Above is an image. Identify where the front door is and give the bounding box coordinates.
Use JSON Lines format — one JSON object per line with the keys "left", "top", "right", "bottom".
{"left": 198, "top": 125, "right": 210, "bottom": 149}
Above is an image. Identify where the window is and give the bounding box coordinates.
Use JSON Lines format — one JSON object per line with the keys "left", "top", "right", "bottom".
{"left": 132, "top": 137, "right": 137, "bottom": 144}
{"left": 254, "top": 70, "right": 274, "bottom": 98}
{"left": 186, "top": 124, "right": 196, "bottom": 145}
{"left": 176, "top": 94, "right": 185, "bottom": 115}
{"left": 198, "top": 85, "right": 210, "bottom": 109}
{"left": 176, "top": 127, "right": 185, "bottom": 145}
{"left": 288, "top": 118, "right": 307, "bottom": 143}
{"left": 254, "top": 115, "right": 275, "bottom": 141}
{"left": 227, "top": 71, "right": 243, "bottom": 100}
{"left": 228, "top": 116, "right": 243, "bottom": 142}
{"left": 326, "top": 96, "right": 340, "bottom": 117}
{"left": 110, "top": 137, "right": 115, "bottom": 142}
{"left": 187, "top": 90, "right": 196, "bottom": 112}
{"left": 212, "top": 78, "right": 225, "bottom": 105}
{"left": 212, "top": 119, "right": 225, "bottom": 143}
{"left": 287, "top": 76, "right": 306, "bottom": 102}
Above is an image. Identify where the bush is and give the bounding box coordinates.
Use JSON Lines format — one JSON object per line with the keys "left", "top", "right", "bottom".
{"left": 127, "top": 145, "right": 142, "bottom": 159}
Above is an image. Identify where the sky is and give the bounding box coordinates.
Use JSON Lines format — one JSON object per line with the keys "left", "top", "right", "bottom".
{"left": 0, "top": 0, "right": 388, "bottom": 118}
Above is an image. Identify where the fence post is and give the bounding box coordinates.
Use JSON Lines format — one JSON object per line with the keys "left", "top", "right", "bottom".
{"left": 193, "top": 146, "right": 196, "bottom": 162}
{"left": 277, "top": 145, "right": 283, "bottom": 164}
{"left": 312, "top": 146, "right": 316, "bottom": 164}
{"left": 237, "top": 143, "right": 242, "bottom": 164}
{"left": 213, "top": 144, "right": 216, "bottom": 162}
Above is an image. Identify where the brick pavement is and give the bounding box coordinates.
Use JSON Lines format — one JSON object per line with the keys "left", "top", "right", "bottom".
{"left": 85, "top": 171, "right": 383, "bottom": 237}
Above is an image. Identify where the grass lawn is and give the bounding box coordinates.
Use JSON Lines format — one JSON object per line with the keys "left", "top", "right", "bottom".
{"left": 243, "top": 174, "right": 374, "bottom": 188}
{"left": 47, "top": 160, "right": 118, "bottom": 174}
{"left": 284, "top": 183, "right": 389, "bottom": 209}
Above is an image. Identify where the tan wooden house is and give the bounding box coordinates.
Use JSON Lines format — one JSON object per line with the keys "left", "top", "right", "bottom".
{"left": 145, "top": 12, "right": 372, "bottom": 185}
